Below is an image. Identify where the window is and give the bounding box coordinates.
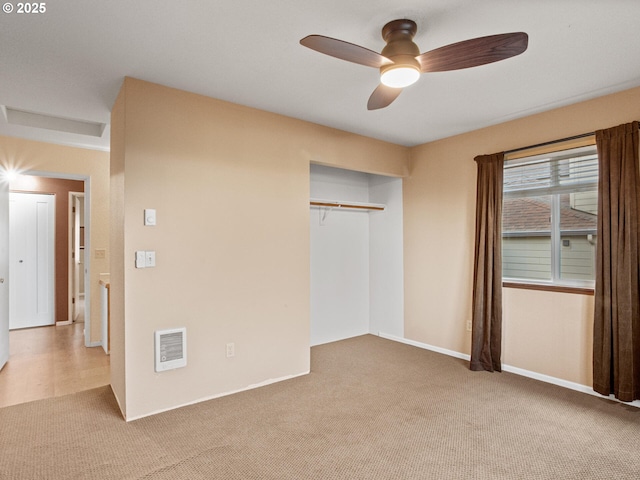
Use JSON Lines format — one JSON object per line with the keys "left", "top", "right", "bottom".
{"left": 502, "top": 145, "right": 598, "bottom": 288}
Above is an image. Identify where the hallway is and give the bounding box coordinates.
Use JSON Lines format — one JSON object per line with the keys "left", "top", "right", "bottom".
{"left": 0, "top": 320, "right": 110, "bottom": 408}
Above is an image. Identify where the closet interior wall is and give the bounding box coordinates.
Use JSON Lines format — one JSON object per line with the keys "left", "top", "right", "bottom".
{"left": 310, "top": 164, "right": 404, "bottom": 346}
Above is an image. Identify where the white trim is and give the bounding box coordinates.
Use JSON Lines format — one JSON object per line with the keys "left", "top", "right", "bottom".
{"left": 56, "top": 320, "right": 72, "bottom": 326}
{"left": 68, "top": 191, "right": 84, "bottom": 326}
{"left": 82, "top": 180, "right": 91, "bottom": 347}
{"left": 501, "top": 364, "right": 591, "bottom": 394}
{"left": 87, "top": 341, "right": 102, "bottom": 348}
{"left": 378, "top": 332, "right": 470, "bottom": 361}
{"left": 502, "top": 364, "right": 640, "bottom": 408}
{"left": 124, "top": 370, "right": 310, "bottom": 422}
{"left": 378, "top": 332, "right": 640, "bottom": 409}
{"left": 312, "top": 332, "right": 369, "bottom": 347}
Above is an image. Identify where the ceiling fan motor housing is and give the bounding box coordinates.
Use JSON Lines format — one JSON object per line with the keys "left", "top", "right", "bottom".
{"left": 380, "top": 19, "right": 421, "bottom": 74}
{"left": 379, "top": 19, "right": 421, "bottom": 87}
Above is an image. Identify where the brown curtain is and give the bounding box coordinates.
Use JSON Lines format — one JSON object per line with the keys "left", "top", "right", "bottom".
{"left": 593, "top": 121, "right": 640, "bottom": 402}
{"left": 470, "top": 153, "right": 504, "bottom": 372}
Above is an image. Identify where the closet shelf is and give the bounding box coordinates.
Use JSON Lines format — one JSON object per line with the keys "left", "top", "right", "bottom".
{"left": 309, "top": 198, "right": 386, "bottom": 211}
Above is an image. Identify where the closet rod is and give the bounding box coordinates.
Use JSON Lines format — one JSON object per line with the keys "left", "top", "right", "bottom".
{"left": 504, "top": 121, "right": 640, "bottom": 156}
{"left": 310, "top": 201, "right": 385, "bottom": 211}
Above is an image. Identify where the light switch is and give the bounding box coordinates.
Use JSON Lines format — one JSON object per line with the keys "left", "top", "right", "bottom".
{"left": 145, "top": 251, "right": 156, "bottom": 267}
{"left": 135, "top": 251, "right": 146, "bottom": 269}
{"left": 144, "top": 209, "right": 157, "bottom": 226}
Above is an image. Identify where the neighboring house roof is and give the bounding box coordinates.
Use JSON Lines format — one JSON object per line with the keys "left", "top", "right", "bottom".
{"left": 503, "top": 194, "right": 597, "bottom": 233}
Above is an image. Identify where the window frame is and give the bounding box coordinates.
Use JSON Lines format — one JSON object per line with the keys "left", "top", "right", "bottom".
{"left": 502, "top": 141, "right": 598, "bottom": 293}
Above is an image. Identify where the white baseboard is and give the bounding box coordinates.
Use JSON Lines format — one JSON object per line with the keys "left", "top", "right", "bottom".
{"left": 56, "top": 320, "right": 72, "bottom": 326}
{"left": 125, "top": 370, "right": 311, "bottom": 422}
{"left": 378, "top": 332, "right": 640, "bottom": 409}
{"left": 378, "top": 332, "right": 471, "bottom": 361}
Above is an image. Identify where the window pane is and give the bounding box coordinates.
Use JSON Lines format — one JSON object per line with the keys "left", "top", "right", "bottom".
{"left": 557, "top": 153, "right": 599, "bottom": 189}
{"left": 503, "top": 146, "right": 598, "bottom": 287}
{"left": 502, "top": 195, "right": 552, "bottom": 280}
{"left": 504, "top": 147, "right": 598, "bottom": 198}
{"left": 504, "top": 158, "right": 552, "bottom": 194}
{"left": 559, "top": 192, "right": 597, "bottom": 281}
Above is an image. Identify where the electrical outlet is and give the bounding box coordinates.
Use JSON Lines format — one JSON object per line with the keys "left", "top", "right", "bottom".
{"left": 226, "top": 342, "right": 235, "bottom": 358}
{"left": 466, "top": 319, "right": 473, "bottom": 332}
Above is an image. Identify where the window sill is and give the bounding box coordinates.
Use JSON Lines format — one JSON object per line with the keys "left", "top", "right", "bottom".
{"left": 503, "top": 282, "right": 594, "bottom": 296}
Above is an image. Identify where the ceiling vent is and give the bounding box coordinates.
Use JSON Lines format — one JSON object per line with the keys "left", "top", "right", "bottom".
{"left": 155, "top": 327, "right": 187, "bottom": 372}
{"left": 2, "top": 106, "right": 106, "bottom": 137}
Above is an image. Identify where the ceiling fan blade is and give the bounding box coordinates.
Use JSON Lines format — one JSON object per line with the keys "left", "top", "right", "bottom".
{"left": 367, "top": 84, "right": 402, "bottom": 110}
{"left": 417, "top": 32, "right": 528, "bottom": 73}
{"left": 300, "top": 35, "right": 392, "bottom": 68}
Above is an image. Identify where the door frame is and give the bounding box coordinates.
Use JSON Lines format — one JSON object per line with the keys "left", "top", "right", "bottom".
{"left": 68, "top": 192, "right": 85, "bottom": 325}
{"left": 0, "top": 177, "right": 8, "bottom": 371}
{"left": 26, "top": 171, "right": 93, "bottom": 347}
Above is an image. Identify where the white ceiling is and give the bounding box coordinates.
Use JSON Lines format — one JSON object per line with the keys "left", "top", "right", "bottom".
{"left": 1, "top": 0, "right": 639, "bottom": 151}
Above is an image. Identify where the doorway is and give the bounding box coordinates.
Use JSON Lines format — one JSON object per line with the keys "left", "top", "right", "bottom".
{"left": 0, "top": 172, "right": 104, "bottom": 407}
{"left": 69, "top": 192, "right": 85, "bottom": 323}
{"left": 309, "top": 164, "right": 405, "bottom": 346}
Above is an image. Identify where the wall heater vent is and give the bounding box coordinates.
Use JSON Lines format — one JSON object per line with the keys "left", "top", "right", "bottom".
{"left": 155, "top": 327, "right": 187, "bottom": 372}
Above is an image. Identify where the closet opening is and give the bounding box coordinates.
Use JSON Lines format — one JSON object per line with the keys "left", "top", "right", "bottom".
{"left": 309, "top": 164, "right": 404, "bottom": 346}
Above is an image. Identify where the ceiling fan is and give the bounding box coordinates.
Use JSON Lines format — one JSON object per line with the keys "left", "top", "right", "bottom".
{"left": 300, "top": 19, "right": 528, "bottom": 110}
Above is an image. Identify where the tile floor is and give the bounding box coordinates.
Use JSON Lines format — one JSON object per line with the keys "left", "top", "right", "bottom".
{"left": 0, "top": 321, "right": 110, "bottom": 408}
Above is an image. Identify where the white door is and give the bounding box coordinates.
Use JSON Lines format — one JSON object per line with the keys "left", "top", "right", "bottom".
{"left": 9, "top": 193, "right": 55, "bottom": 330}
{"left": 73, "top": 194, "right": 84, "bottom": 320}
{"left": 0, "top": 180, "right": 9, "bottom": 371}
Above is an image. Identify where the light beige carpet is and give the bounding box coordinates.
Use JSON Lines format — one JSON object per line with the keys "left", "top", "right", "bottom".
{"left": 1, "top": 334, "right": 639, "bottom": 479}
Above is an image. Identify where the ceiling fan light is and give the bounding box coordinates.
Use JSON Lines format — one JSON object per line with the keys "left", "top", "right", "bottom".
{"left": 380, "top": 65, "right": 420, "bottom": 88}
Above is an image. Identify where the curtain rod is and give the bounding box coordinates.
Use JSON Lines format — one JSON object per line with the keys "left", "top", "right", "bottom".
{"left": 504, "top": 132, "right": 594, "bottom": 156}
{"left": 504, "top": 121, "right": 640, "bottom": 156}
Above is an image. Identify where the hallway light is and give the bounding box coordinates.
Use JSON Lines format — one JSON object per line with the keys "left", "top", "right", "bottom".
{"left": 1, "top": 168, "right": 19, "bottom": 183}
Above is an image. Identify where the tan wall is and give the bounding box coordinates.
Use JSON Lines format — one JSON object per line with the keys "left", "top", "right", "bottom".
{"left": 503, "top": 288, "right": 594, "bottom": 386}
{"left": 109, "top": 86, "right": 126, "bottom": 415}
{"left": 404, "top": 86, "right": 640, "bottom": 385}
{"left": 111, "top": 77, "right": 409, "bottom": 420}
{"left": 0, "top": 135, "right": 109, "bottom": 344}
